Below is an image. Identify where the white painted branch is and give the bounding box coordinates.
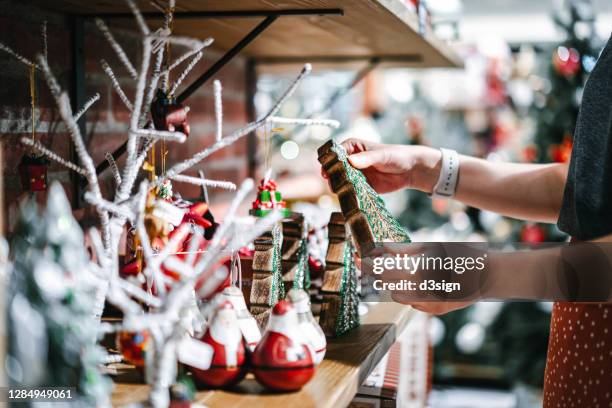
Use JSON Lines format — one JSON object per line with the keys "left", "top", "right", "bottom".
{"left": 134, "top": 128, "right": 186, "bottom": 143}
{"left": 170, "top": 174, "right": 236, "bottom": 190}
{"left": 105, "top": 152, "right": 122, "bottom": 185}
{"left": 95, "top": 18, "right": 138, "bottom": 80}
{"left": 84, "top": 192, "right": 136, "bottom": 221}
{"left": 264, "top": 63, "right": 312, "bottom": 119}
{"left": 38, "top": 55, "right": 111, "bottom": 248}
{"left": 21, "top": 137, "right": 87, "bottom": 176}
{"left": 41, "top": 21, "right": 47, "bottom": 61}
{"left": 169, "top": 51, "right": 203, "bottom": 96}
{"left": 101, "top": 59, "right": 133, "bottom": 111}
{"left": 74, "top": 93, "right": 101, "bottom": 122}
{"left": 267, "top": 116, "right": 340, "bottom": 128}
{"left": 125, "top": 0, "right": 150, "bottom": 35}
{"left": 156, "top": 64, "right": 313, "bottom": 186}
{"left": 214, "top": 80, "right": 223, "bottom": 142}
{"left": 0, "top": 41, "right": 35, "bottom": 67}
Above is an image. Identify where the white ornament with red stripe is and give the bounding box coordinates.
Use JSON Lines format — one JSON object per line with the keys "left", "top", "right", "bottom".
{"left": 252, "top": 300, "right": 315, "bottom": 391}
{"left": 221, "top": 286, "right": 261, "bottom": 351}
{"left": 286, "top": 288, "right": 326, "bottom": 365}
{"left": 189, "top": 301, "right": 247, "bottom": 388}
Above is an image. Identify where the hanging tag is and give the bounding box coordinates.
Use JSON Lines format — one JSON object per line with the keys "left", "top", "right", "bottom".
{"left": 152, "top": 200, "right": 186, "bottom": 226}
{"left": 176, "top": 336, "right": 213, "bottom": 371}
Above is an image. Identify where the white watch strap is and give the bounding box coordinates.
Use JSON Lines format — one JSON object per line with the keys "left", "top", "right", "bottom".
{"left": 432, "top": 148, "right": 459, "bottom": 198}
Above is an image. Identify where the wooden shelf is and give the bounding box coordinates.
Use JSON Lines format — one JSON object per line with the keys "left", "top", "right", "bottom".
{"left": 110, "top": 302, "right": 414, "bottom": 407}
{"left": 32, "top": 0, "right": 462, "bottom": 71}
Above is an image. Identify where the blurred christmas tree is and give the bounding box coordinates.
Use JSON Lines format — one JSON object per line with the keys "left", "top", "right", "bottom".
{"left": 531, "top": 0, "right": 600, "bottom": 165}
{"left": 6, "top": 182, "right": 111, "bottom": 406}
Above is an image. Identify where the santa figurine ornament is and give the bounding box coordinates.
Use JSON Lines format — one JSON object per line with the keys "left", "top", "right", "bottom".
{"left": 252, "top": 300, "right": 315, "bottom": 391}
{"left": 190, "top": 301, "right": 247, "bottom": 388}
{"left": 221, "top": 286, "right": 261, "bottom": 352}
{"left": 286, "top": 288, "right": 326, "bottom": 365}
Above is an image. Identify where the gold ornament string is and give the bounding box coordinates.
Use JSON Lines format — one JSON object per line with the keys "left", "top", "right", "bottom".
{"left": 161, "top": 6, "right": 175, "bottom": 176}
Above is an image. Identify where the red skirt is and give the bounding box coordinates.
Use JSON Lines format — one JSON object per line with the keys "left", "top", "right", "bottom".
{"left": 543, "top": 302, "right": 612, "bottom": 407}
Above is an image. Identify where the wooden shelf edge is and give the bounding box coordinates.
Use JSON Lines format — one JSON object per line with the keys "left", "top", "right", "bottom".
{"left": 110, "top": 302, "right": 414, "bottom": 407}
{"left": 376, "top": 0, "right": 463, "bottom": 69}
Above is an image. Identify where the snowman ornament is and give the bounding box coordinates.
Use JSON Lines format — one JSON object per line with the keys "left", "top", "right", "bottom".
{"left": 190, "top": 301, "right": 247, "bottom": 388}
{"left": 252, "top": 300, "right": 315, "bottom": 391}
{"left": 286, "top": 288, "right": 326, "bottom": 365}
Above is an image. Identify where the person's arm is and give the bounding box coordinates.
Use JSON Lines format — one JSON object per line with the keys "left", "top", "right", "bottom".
{"left": 454, "top": 156, "right": 568, "bottom": 223}
{"left": 337, "top": 138, "right": 568, "bottom": 223}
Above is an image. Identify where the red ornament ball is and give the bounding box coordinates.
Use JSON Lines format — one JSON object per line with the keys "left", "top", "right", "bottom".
{"left": 252, "top": 300, "right": 315, "bottom": 391}
{"left": 553, "top": 46, "right": 581, "bottom": 77}
{"left": 117, "top": 331, "right": 149, "bottom": 367}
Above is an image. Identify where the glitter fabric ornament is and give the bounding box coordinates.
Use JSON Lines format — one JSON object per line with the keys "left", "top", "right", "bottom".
{"left": 190, "top": 301, "right": 247, "bottom": 388}
{"left": 252, "top": 300, "right": 315, "bottom": 391}
{"left": 117, "top": 331, "right": 150, "bottom": 368}
{"left": 286, "top": 288, "right": 326, "bottom": 365}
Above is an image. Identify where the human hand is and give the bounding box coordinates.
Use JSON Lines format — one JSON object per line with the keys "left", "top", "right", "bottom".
{"left": 322, "top": 138, "right": 442, "bottom": 194}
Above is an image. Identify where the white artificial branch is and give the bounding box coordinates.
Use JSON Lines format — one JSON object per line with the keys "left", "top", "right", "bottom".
{"left": 214, "top": 79, "right": 223, "bottom": 142}
{"left": 105, "top": 152, "right": 122, "bottom": 185}
{"left": 74, "top": 93, "right": 101, "bottom": 122}
{"left": 0, "top": 41, "right": 35, "bottom": 67}
{"left": 21, "top": 137, "right": 87, "bottom": 176}
{"left": 134, "top": 128, "right": 186, "bottom": 143}
{"left": 95, "top": 18, "right": 138, "bottom": 80}
{"left": 38, "top": 55, "right": 111, "bottom": 248}
{"left": 41, "top": 21, "right": 47, "bottom": 62}
{"left": 169, "top": 51, "right": 203, "bottom": 96}
{"left": 126, "top": 0, "right": 150, "bottom": 35}
{"left": 101, "top": 59, "right": 133, "bottom": 111}
{"left": 170, "top": 174, "right": 236, "bottom": 190}
{"left": 267, "top": 116, "right": 340, "bottom": 128}
{"left": 84, "top": 192, "right": 136, "bottom": 221}
{"left": 155, "top": 64, "right": 313, "bottom": 187}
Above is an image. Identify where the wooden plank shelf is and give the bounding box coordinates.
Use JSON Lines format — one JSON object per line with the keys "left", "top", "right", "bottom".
{"left": 31, "top": 0, "right": 462, "bottom": 70}
{"left": 110, "top": 302, "right": 415, "bottom": 407}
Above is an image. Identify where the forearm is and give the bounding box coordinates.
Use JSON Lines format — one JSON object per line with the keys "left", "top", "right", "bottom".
{"left": 453, "top": 156, "right": 568, "bottom": 223}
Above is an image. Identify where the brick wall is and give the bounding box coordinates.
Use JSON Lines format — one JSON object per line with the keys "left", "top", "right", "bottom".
{"left": 0, "top": 0, "right": 251, "bottom": 234}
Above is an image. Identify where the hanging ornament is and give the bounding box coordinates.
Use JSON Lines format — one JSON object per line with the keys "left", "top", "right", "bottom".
{"left": 19, "top": 154, "right": 49, "bottom": 192}
{"left": 549, "top": 135, "right": 573, "bottom": 163}
{"left": 156, "top": 179, "right": 174, "bottom": 201}
{"left": 552, "top": 46, "right": 581, "bottom": 77}
{"left": 252, "top": 300, "right": 315, "bottom": 391}
{"left": 190, "top": 301, "right": 247, "bottom": 388}
{"left": 286, "top": 288, "right": 326, "bottom": 365}
{"left": 19, "top": 64, "right": 48, "bottom": 192}
{"left": 249, "top": 176, "right": 291, "bottom": 218}
{"left": 151, "top": 89, "right": 191, "bottom": 136}
{"left": 117, "top": 330, "right": 150, "bottom": 368}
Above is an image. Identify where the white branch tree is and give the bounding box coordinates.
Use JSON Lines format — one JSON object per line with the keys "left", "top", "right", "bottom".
{"left": 1, "top": 1, "right": 340, "bottom": 406}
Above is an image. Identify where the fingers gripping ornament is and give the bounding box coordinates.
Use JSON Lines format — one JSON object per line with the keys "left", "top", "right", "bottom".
{"left": 252, "top": 300, "right": 315, "bottom": 391}
{"left": 286, "top": 288, "right": 326, "bottom": 365}
{"left": 190, "top": 301, "right": 247, "bottom": 388}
